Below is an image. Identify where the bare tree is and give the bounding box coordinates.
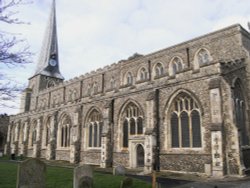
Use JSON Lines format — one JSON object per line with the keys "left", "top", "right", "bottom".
{"left": 0, "top": 0, "right": 33, "bottom": 109}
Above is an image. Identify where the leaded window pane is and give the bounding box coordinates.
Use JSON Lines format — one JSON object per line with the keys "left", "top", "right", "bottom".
{"left": 181, "top": 112, "right": 190, "bottom": 147}
{"left": 175, "top": 101, "right": 178, "bottom": 111}
{"left": 171, "top": 113, "right": 179, "bottom": 147}
{"left": 177, "top": 61, "right": 182, "bottom": 71}
{"left": 180, "top": 100, "right": 183, "bottom": 111}
{"left": 137, "top": 117, "right": 143, "bottom": 134}
{"left": 94, "top": 124, "right": 98, "bottom": 147}
{"left": 123, "top": 120, "right": 128, "bottom": 148}
{"left": 130, "top": 118, "right": 136, "bottom": 135}
{"left": 67, "top": 126, "right": 71, "bottom": 147}
{"left": 99, "top": 123, "right": 103, "bottom": 147}
{"left": 184, "top": 98, "right": 189, "bottom": 110}
{"left": 65, "top": 126, "right": 68, "bottom": 147}
{"left": 89, "top": 125, "right": 92, "bottom": 147}
{"left": 173, "top": 63, "right": 177, "bottom": 75}
{"left": 191, "top": 110, "right": 201, "bottom": 147}
{"left": 61, "top": 127, "right": 64, "bottom": 147}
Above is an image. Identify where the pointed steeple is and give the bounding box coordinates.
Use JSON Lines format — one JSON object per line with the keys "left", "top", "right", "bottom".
{"left": 32, "top": 0, "right": 64, "bottom": 80}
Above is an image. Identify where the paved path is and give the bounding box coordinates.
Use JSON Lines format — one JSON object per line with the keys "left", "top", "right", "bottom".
{"left": 128, "top": 173, "right": 250, "bottom": 188}
{"left": 172, "top": 181, "right": 250, "bottom": 188}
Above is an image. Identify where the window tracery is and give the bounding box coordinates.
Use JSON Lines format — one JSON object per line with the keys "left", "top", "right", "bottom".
{"left": 139, "top": 67, "right": 148, "bottom": 81}
{"left": 59, "top": 115, "right": 71, "bottom": 148}
{"left": 169, "top": 93, "right": 202, "bottom": 148}
{"left": 155, "top": 63, "right": 164, "bottom": 77}
{"left": 87, "top": 109, "right": 103, "bottom": 148}
{"left": 126, "top": 72, "right": 133, "bottom": 85}
{"left": 122, "top": 103, "right": 143, "bottom": 148}
{"left": 197, "top": 49, "right": 210, "bottom": 65}
{"left": 170, "top": 57, "right": 183, "bottom": 76}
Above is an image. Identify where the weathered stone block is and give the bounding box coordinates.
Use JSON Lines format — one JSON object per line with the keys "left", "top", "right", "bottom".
{"left": 16, "top": 158, "right": 46, "bottom": 188}
{"left": 74, "top": 165, "right": 93, "bottom": 188}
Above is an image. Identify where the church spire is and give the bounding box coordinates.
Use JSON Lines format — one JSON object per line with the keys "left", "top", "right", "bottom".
{"left": 32, "top": 0, "right": 64, "bottom": 79}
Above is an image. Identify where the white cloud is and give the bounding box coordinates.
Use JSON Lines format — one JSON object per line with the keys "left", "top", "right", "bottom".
{"left": 1, "top": 0, "right": 250, "bottom": 114}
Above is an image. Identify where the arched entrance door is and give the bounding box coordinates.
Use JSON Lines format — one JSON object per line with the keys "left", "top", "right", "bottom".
{"left": 136, "top": 144, "right": 145, "bottom": 167}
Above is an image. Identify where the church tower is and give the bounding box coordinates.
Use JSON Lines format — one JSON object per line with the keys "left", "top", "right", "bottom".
{"left": 20, "top": 0, "right": 64, "bottom": 112}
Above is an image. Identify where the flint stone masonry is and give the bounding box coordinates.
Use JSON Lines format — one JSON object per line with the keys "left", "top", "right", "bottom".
{"left": 5, "top": 9, "right": 250, "bottom": 178}
{"left": 16, "top": 158, "right": 46, "bottom": 188}
{"left": 74, "top": 165, "right": 93, "bottom": 188}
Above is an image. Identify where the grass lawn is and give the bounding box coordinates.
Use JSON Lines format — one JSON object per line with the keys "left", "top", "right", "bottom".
{"left": 0, "top": 160, "right": 151, "bottom": 188}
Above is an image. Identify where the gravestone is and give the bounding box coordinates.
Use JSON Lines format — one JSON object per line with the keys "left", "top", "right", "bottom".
{"left": 74, "top": 165, "right": 93, "bottom": 188}
{"left": 113, "top": 165, "right": 126, "bottom": 176}
{"left": 0, "top": 151, "right": 3, "bottom": 157}
{"left": 16, "top": 158, "right": 46, "bottom": 188}
{"left": 120, "top": 177, "right": 133, "bottom": 188}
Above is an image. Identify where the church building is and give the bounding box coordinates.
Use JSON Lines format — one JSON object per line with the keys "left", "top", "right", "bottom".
{"left": 5, "top": 0, "right": 250, "bottom": 177}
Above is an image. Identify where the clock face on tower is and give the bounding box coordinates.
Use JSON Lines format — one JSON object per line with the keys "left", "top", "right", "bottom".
{"left": 49, "top": 58, "right": 57, "bottom": 66}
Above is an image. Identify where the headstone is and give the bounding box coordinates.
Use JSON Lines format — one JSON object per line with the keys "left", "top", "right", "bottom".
{"left": 0, "top": 152, "right": 3, "bottom": 157}
{"left": 74, "top": 165, "right": 93, "bottom": 188}
{"left": 113, "top": 165, "right": 126, "bottom": 176}
{"left": 16, "top": 158, "right": 46, "bottom": 188}
{"left": 120, "top": 177, "right": 133, "bottom": 188}
{"left": 78, "top": 176, "right": 93, "bottom": 188}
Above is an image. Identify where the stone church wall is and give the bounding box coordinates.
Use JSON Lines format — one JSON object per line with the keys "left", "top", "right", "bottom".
{"left": 56, "top": 150, "right": 70, "bottom": 161}
{"left": 5, "top": 24, "right": 250, "bottom": 176}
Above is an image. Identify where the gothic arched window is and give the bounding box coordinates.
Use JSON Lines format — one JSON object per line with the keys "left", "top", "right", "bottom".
{"left": 169, "top": 93, "right": 202, "bottom": 148}
{"left": 197, "top": 49, "right": 210, "bottom": 65}
{"left": 170, "top": 57, "right": 183, "bottom": 76}
{"left": 155, "top": 63, "right": 164, "bottom": 77}
{"left": 60, "top": 115, "right": 71, "bottom": 148}
{"left": 233, "top": 79, "right": 248, "bottom": 145}
{"left": 121, "top": 102, "right": 144, "bottom": 148}
{"left": 110, "top": 77, "right": 116, "bottom": 90}
{"left": 139, "top": 67, "right": 148, "bottom": 81}
{"left": 87, "top": 109, "right": 103, "bottom": 148}
{"left": 126, "top": 72, "right": 133, "bottom": 85}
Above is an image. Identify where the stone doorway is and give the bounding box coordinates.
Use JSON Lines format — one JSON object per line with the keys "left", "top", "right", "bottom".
{"left": 136, "top": 144, "right": 144, "bottom": 167}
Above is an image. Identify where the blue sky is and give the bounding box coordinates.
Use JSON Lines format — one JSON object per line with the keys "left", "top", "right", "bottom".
{"left": 1, "top": 0, "right": 250, "bottom": 114}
